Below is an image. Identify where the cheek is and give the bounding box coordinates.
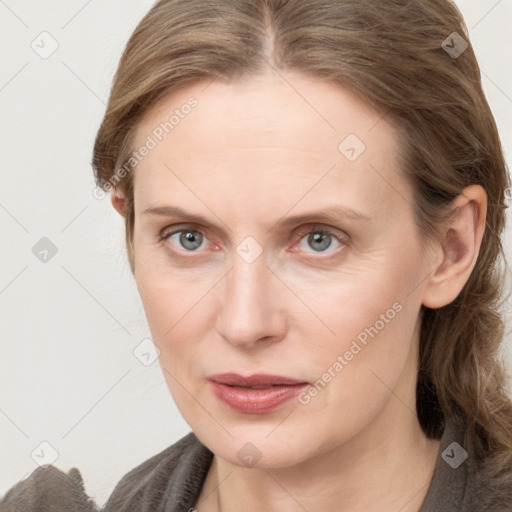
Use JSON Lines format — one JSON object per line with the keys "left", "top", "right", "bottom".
{"left": 290, "top": 248, "right": 418, "bottom": 346}
{"left": 300, "top": 235, "right": 420, "bottom": 339}
{"left": 134, "top": 263, "right": 212, "bottom": 381}
{"left": 290, "top": 297, "right": 419, "bottom": 454}
{"left": 301, "top": 281, "right": 412, "bottom": 382}
{"left": 135, "top": 271, "right": 203, "bottom": 413}
{"left": 294, "top": 250, "right": 424, "bottom": 416}
{"left": 133, "top": 238, "right": 210, "bottom": 339}
{"left": 134, "top": 271, "right": 173, "bottom": 338}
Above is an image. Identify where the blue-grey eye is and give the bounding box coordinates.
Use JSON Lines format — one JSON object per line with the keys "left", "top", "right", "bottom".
{"left": 169, "top": 230, "right": 206, "bottom": 251}
{"left": 298, "top": 231, "right": 342, "bottom": 253}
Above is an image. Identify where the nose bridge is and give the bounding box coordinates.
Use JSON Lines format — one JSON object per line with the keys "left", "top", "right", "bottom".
{"left": 231, "top": 242, "right": 268, "bottom": 299}
{"left": 215, "top": 239, "right": 283, "bottom": 346}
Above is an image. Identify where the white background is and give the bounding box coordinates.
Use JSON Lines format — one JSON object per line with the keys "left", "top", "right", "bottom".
{"left": 1, "top": 0, "right": 511, "bottom": 506}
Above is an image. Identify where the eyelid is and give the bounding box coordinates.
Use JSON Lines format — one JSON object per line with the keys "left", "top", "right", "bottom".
{"left": 292, "top": 223, "right": 349, "bottom": 244}
{"left": 160, "top": 223, "right": 214, "bottom": 243}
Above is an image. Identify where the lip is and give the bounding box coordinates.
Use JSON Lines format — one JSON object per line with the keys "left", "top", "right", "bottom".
{"left": 208, "top": 373, "right": 309, "bottom": 414}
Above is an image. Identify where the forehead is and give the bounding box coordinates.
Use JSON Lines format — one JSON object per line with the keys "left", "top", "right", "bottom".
{"left": 135, "top": 71, "right": 388, "bottom": 153}
{"left": 130, "top": 70, "right": 411, "bottom": 221}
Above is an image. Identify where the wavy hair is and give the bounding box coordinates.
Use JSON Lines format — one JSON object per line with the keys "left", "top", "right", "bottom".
{"left": 92, "top": 0, "right": 512, "bottom": 504}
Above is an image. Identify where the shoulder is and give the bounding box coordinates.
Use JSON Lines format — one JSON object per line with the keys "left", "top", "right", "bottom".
{"left": 463, "top": 457, "right": 512, "bottom": 511}
{"left": 0, "top": 465, "right": 99, "bottom": 512}
{"left": 0, "top": 432, "right": 212, "bottom": 512}
{"left": 421, "top": 414, "right": 512, "bottom": 512}
{"left": 102, "top": 431, "right": 213, "bottom": 512}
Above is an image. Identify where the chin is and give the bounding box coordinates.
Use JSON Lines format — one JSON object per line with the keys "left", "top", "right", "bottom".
{"left": 222, "top": 442, "right": 307, "bottom": 470}
{"left": 194, "top": 422, "right": 327, "bottom": 470}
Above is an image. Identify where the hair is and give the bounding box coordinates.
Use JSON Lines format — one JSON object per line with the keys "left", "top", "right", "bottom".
{"left": 92, "top": 0, "right": 512, "bottom": 504}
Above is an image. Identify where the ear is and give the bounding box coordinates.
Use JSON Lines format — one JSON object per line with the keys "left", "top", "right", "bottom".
{"left": 422, "top": 184, "right": 487, "bottom": 309}
{"left": 110, "top": 187, "right": 127, "bottom": 218}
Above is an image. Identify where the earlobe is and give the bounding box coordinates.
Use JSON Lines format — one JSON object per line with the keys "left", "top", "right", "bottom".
{"left": 422, "top": 185, "right": 487, "bottom": 309}
{"left": 110, "top": 188, "right": 127, "bottom": 218}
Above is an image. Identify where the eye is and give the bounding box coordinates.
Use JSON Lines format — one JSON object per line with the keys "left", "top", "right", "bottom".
{"left": 159, "top": 224, "right": 347, "bottom": 256}
{"left": 161, "top": 226, "right": 210, "bottom": 252}
{"left": 293, "top": 225, "right": 346, "bottom": 255}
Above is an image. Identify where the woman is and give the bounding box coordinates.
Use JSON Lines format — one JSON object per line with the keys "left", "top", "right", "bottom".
{"left": 2, "top": 0, "right": 511, "bottom": 510}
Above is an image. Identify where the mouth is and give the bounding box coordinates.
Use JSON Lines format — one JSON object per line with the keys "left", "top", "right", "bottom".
{"left": 208, "top": 373, "right": 309, "bottom": 414}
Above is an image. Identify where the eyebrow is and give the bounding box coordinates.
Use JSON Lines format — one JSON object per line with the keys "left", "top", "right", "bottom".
{"left": 142, "top": 204, "right": 371, "bottom": 230}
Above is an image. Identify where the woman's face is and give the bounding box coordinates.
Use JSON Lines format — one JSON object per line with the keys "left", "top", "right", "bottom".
{"left": 129, "top": 70, "right": 437, "bottom": 468}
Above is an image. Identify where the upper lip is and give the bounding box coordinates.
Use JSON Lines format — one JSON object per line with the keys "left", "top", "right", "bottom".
{"left": 209, "top": 373, "right": 308, "bottom": 387}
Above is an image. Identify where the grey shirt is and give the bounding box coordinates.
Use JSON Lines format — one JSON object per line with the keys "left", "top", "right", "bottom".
{"left": 1, "top": 415, "right": 510, "bottom": 511}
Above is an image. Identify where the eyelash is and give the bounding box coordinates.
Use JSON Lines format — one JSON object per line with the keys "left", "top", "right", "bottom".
{"left": 158, "top": 223, "right": 348, "bottom": 258}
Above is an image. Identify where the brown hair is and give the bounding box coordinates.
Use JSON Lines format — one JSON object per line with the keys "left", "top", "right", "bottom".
{"left": 92, "top": 0, "right": 512, "bottom": 503}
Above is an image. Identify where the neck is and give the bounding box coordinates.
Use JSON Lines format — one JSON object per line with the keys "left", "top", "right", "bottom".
{"left": 195, "top": 400, "right": 441, "bottom": 512}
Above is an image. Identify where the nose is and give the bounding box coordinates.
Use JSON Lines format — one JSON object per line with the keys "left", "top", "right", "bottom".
{"left": 215, "top": 247, "right": 288, "bottom": 349}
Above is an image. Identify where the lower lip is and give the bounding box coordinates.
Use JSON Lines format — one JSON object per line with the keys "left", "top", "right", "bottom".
{"left": 209, "top": 381, "right": 308, "bottom": 414}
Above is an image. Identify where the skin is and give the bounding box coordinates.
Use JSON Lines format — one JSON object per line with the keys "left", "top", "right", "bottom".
{"left": 111, "top": 68, "right": 487, "bottom": 512}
